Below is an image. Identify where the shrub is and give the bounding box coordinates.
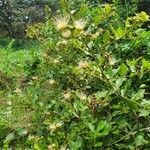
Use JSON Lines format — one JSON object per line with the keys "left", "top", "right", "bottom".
{"left": 1, "top": 1, "right": 150, "bottom": 149}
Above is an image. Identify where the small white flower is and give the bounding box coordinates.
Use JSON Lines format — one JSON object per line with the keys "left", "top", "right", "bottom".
{"left": 62, "top": 30, "right": 71, "bottom": 38}
{"left": 53, "top": 59, "right": 59, "bottom": 64}
{"left": 77, "top": 60, "right": 88, "bottom": 69}
{"left": 54, "top": 16, "right": 70, "bottom": 31}
{"left": 49, "top": 122, "right": 63, "bottom": 132}
{"left": 91, "top": 31, "right": 100, "bottom": 39}
{"left": 55, "top": 122, "right": 63, "bottom": 127}
{"left": 48, "top": 144, "right": 56, "bottom": 150}
{"left": 49, "top": 79, "right": 55, "bottom": 85}
{"left": 109, "top": 57, "right": 117, "bottom": 66}
{"left": 14, "top": 88, "right": 22, "bottom": 93}
{"left": 64, "top": 92, "right": 71, "bottom": 99}
{"left": 32, "top": 76, "right": 38, "bottom": 80}
{"left": 79, "top": 93, "right": 87, "bottom": 100}
{"left": 7, "top": 101, "right": 12, "bottom": 105}
{"left": 49, "top": 124, "right": 57, "bottom": 131}
{"left": 27, "top": 124, "right": 31, "bottom": 127}
{"left": 57, "top": 39, "right": 68, "bottom": 47}
{"left": 61, "top": 39, "right": 68, "bottom": 45}
{"left": 28, "top": 135, "right": 35, "bottom": 141}
{"left": 80, "top": 76, "right": 84, "bottom": 80}
{"left": 60, "top": 145, "right": 67, "bottom": 150}
{"left": 21, "top": 129, "right": 28, "bottom": 135}
{"left": 74, "top": 19, "right": 86, "bottom": 30}
{"left": 71, "top": 9, "right": 76, "bottom": 14}
{"left": 43, "top": 53, "right": 48, "bottom": 58}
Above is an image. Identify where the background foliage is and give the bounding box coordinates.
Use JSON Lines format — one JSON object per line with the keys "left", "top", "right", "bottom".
{"left": 0, "top": 0, "right": 59, "bottom": 37}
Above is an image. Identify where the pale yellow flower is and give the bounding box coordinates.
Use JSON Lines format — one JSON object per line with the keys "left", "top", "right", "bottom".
{"left": 7, "top": 101, "right": 12, "bottom": 105}
{"left": 54, "top": 16, "right": 70, "bottom": 31}
{"left": 62, "top": 30, "right": 71, "bottom": 38}
{"left": 55, "top": 122, "right": 63, "bottom": 127}
{"left": 32, "top": 76, "right": 38, "bottom": 80}
{"left": 79, "top": 93, "right": 87, "bottom": 100}
{"left": 48, "top": 144, "right": 56, "bottom": 150}
{"left": 49, "top": 122, "right": 63, "bottom": 132}
{"left": 28, "top": 135, "right": 35, "bottom": 141}
{"left": 49, "top": 124, "right": 57, "bottom": 131}
{"left": 64, "top": 92, "right": 71, "bottom": 99}
{"left": 60, "top": 145, "right": 67, "bottom": 150}
{"left": 57, "top": 39, "right": 68, "bottom": 47}
{"left": 77, "top": 60, "right": 88, "bottom": 69}
{"left": 49, "top": 79, "right": 55, "bottom": 85}
{"left": 91, "top": 31, "right": 100, "bottom": 39}
{"left": 14, "top": 88, "right": 22, "bottom": 93}
{"left": 71, "top": 10, "right": 76, "bottom": 14}
{"left": 74, "top": 19, "right": 86, "bottom": 30}
{"left": 61, "top": 39, "right": 68, "bottom": 45}
{"left": 53, "top": 59, "right": 60, "bottom": 64}
{"left": 43, "top": 53, "right": 48, "bottom": 58}
{"left": 109, "top": 57, "right": 117, "bottom": 66}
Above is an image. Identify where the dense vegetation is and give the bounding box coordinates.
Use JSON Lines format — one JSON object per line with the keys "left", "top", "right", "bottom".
{"left": 0, "top": 0, "right": 150, "bottom": 149}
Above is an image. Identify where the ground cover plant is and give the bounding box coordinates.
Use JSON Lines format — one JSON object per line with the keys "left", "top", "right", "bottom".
{"left": 0, "top": 0, "right": 150, "bottom": 149}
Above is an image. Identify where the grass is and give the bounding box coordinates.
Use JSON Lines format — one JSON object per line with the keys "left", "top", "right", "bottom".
{"left": 0, "top": 39, "right": 42, "bottom": 144}
{"left": 0, "top": 39, "right": 42, "bottom": 77}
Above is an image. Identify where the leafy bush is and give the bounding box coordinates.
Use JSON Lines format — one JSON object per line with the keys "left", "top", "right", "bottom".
{"left": 0, "top": 1, "right": 150, "bottom": 150}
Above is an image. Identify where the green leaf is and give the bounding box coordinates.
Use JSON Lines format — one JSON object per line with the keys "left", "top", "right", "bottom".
{"left": 132, "top": 89, "right": 145, "bottom": 101}
{"left": 95, "top": 91, "right": 108, "bottom": 99}
{"left": 139, "top": 109, "right": 149, "bottom": 117}
{"left": 115, "top": 78, "right": 125, "bottom": 90}
{"left": 94, "top": 142, "right": 103, "bottom": 147}
{"left": 97, "top": 55, "right": 105, "bottom": 66}
{"left": 104, "top": 4, "right": 112, "bottom": 13}
{"left": 134, "top": 135, "right": 144, "bottom": 147}
{"left": 141, "top": 99, "right": 150, "bottom": 109}
{"left": 116, "top": 27, "right": 125, "bottom": 39}
{"left": 60, "top": 0, "right": 68, "bottom": 15}
{"left": 88, "top": 123, "right": 95, "bottom": 133}
{"left": 110, "top": 24, "right": 117, "bottom": 36}
{"left": 96, "top": 121, "right": 107, "bottom": 132}
{"left": 110, "top": 24, "right": 125, "bottom": 39}
{"left": 118, "top": 63, "right": 128, "bottom": 76}
{"left": 125, "top": 99, "right": 139, "bottom": 110}
{"left": 100, "top": 124, "right": 110, "bottom": 136}
{"left": 75, "top": 4, "right": 88, "bottom": 18}
{"left": 141, "top": 59, "right": 150, "bottom": 73}
{"left": 70, "top": 140, "right": 82, "bottom": 150}
{"left": 127, "top": 59, "right": 137, "bottom": 73}
{"left": 136, "top": 11, "right": 149, "bottom": 22}
{"left": 125, "top": 18, "right": 131, "bottom": 28}
{"left": 103, "top": 31, "right": 110, "bottom": 44}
